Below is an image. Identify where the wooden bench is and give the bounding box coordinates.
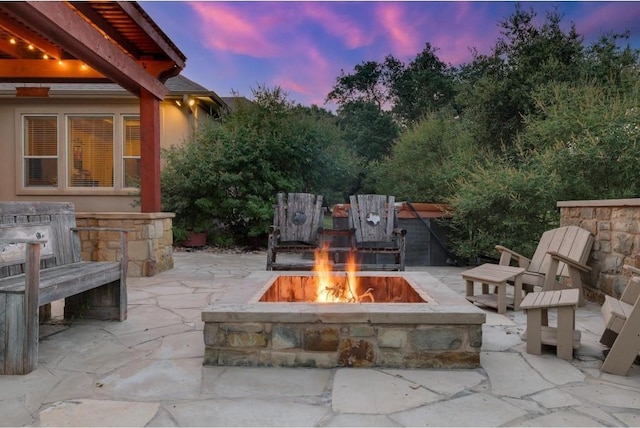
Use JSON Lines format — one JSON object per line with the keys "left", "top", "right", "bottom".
{"left": 0, "top": 202, "right": 128, "bottom": 375}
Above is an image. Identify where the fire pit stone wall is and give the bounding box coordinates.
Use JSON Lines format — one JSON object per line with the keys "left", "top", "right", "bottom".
{"left": 202, "top": 272, "right": 486, "bottom": 369}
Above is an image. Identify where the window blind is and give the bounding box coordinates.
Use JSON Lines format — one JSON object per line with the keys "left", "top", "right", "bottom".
{"left": 123, "top": 116, "right": 141, "bottom": 188}
{"left": 23, "top": 115, "right": 58, "bottom": 187}
{"left": 68, "top": 116, "right": 114, "bottom": 187}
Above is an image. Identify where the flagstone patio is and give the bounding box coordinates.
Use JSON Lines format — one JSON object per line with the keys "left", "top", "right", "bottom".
{"left": 2, "top": 250, "right": 640, "bottom": 427}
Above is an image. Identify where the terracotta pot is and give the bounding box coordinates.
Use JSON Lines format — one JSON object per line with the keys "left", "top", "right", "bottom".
{"left": 181, "top": 231, "right": 207, "bottom": 247}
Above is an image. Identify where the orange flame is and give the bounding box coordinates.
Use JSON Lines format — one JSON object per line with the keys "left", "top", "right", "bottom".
{"left": 313, "top": 244, "right": 359, "bottom": 302}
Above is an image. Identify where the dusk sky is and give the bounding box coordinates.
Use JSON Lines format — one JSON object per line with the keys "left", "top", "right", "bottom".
{"left": 142, "top": 2, "right": 640, "bottom": 109}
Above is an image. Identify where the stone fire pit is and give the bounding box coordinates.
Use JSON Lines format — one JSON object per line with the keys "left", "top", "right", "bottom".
{"left": 202, "top": 271, "right": 486, "bottom": 368}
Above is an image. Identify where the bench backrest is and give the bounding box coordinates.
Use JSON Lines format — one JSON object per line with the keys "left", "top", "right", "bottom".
{"left": 0, "top": 201, "right": 80, "bottom": 278}
{"left": 273, "top": 193, "right": 324, "bottom": 244}
{"left": 348, "top": 194, "right": 397, "bottom": 244}
{"left": 529, "top": 225, "right": 594, "bottom": 278}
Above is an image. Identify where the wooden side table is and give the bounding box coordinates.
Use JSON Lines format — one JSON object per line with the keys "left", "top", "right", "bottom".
{"left": 462, "top": 264, "right": 526, "bottom": 314}
{"left": 520, "top": 288, "right": 581, "bottom": 360}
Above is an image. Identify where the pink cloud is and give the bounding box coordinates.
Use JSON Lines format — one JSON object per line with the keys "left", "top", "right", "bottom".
{"left": 574, "top": 3, "right": 640, "bottom": 39}
{"left": 271, "top": 43, "right": 335, "bottom": 106}
{"left": 373, "top": 3, "right": 421, "bottom": 58}
{"left": 189, "top": 2, "right": 281, "bottom": 58}
{"left": 301, "top": 3, "right": 373, "bottom": 49}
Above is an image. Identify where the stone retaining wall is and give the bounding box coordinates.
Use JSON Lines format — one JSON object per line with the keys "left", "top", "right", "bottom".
{"left": 203, "top": 321, "right": 482, "bottom": 369}
{"left": 75, "top": 212, "right": 175, "bottom": 277}
{"left": 558, "top": 199, "right": 640, "bottom": 303}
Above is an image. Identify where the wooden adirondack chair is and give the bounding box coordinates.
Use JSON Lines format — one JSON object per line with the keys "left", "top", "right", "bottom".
{"left": 600, "top": 265, "right": 640, "bottom": 376}
{"left": 266, "top": 192, "right": 324, "bottom": 270}
{"left": 348, "top": 194, "right": 406, "bottom": 271}
{"left": 496, "top": 225, "right": 594, "bottom": 306}
{"left": 600, "top": 265, "right": 640, "bottom": 348}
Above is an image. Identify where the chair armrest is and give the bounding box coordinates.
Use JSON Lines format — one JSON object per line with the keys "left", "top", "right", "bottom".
{"left": 546, "top": 250, "right": 592, "bottom": 272}
{"left": 495, "top": 245, "right": 531, "bottom": 268}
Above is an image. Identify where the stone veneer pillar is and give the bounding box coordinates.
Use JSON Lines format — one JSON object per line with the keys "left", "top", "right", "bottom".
{"left": 558, "top": 198, "right": 640, "bottom": 303}
{"left": 75, "top": 212, "right": 175, "bottom": 277}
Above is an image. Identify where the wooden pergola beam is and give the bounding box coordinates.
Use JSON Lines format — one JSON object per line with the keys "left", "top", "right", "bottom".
{"left": 0, "top": 59, "right": 177, "bottom": 81}
{"left": 0, "top": 2, "right": 170, "bottom": 99}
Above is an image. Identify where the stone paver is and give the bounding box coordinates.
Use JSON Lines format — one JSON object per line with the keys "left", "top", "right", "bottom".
{"left": 0, "top": 250, "right": 639, "bottom": 427}
{"left": 332, "top": 369, "right": 441, "bottom": 414}
{"left": 391, "top": 392, "right": 527, "bottom": 427}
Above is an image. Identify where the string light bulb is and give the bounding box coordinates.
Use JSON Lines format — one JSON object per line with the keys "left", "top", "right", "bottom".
{"left": 9, "top": 38, "right": 16, "bottom": 45}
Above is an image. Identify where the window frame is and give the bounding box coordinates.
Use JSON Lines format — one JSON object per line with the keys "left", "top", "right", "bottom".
{"left": 16, "top": 107, "right": 138, "bottom": 196}
{"left": 122, "top": 115, "right": 141, "bottom": 190}
{"left": 21, "top": 114, "right": 59, "bottom": 188}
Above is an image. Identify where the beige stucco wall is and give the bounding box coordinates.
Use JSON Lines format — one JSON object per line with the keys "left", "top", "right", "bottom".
{"left": 559, "top": 198, "right": 640, "bottom": 303}
{"left": 0, "top": 95, "right": 204, "bottom": 212}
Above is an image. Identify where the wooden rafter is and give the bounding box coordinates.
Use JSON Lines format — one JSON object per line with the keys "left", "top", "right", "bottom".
{"left": 0, "top": 12, "right": 64, "bottom": 60}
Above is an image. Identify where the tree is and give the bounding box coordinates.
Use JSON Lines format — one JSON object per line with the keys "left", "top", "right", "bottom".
{"left": 326, "top": 58, "right": 398, "bottom": 109}
{"left": 456, "top": 5, "right": 584, "bottom": 152}
{"left": 336, "top": 100, "right": 400, "bottom": 162}
{"left": 390, "top": 43, "right": 457, "bottom": 124}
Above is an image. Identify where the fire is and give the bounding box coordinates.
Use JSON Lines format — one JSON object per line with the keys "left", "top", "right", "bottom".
{"left": 313, "top": 244, "right": 366, "bottom": 303}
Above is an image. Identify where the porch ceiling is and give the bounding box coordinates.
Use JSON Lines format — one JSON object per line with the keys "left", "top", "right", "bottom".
{"left": 0, "top": 1, "right": 186, "bottom": 99}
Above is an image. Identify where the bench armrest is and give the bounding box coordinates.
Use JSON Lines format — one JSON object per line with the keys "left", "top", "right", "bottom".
{"left": 546, "top": 250, "right": 592, "bottom": 272}
{"left": 495, "top": 245, "right": 531, "bottom": 268}
{"left": 0, "top": 238, "right": 47, "bottom": 244}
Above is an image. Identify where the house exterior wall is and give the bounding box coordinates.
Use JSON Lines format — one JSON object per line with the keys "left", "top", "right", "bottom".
{"left": 558, "top": 198, "right": 640, "bottom": 303}
{"left": 0, "top": 95, "right": 213, "bottom": 276}
{"left": 0, "top": 96, "right": 203, "bottom": 212}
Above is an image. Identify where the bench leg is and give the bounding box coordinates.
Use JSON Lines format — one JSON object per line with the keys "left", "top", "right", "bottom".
{"left": 64, "top": 279, "right": 126, "bottom": 321}
{"left": 496, "top": 282, "right": 506, "bottom": 314}
{"left": 526, "top": 308, "right": 543, "bottom": 355}
{"left": 556, "top": 306, "right": 575, "bottom": 360}
{"left": 465, "top": 279, "right": 474, "bottom": 299}
{"left": 1, "top": 242, "right": 40, "bottom": 375}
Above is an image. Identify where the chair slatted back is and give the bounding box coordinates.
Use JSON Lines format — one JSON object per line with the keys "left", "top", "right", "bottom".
{"left": 529, "top": 226, "right": 593, "bottom": 278}
{"left": 274, "top": 193, "right": 323, "bottom": 243}
{"left": 349, "top": 194, "right": 396, "bottom": 243}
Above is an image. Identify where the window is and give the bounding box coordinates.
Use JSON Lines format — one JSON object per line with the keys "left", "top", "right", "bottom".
{"left": 67, "top": 116, "right": 114, "bottom": 187}
{"left": 20, "top": 112, "right": 145, "bottom": 194}
{"left": 23, "top": 116, "right": 58, "bottom": 187}
{"left": 123, "top": 116, "right": 141, "bottom": 188}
